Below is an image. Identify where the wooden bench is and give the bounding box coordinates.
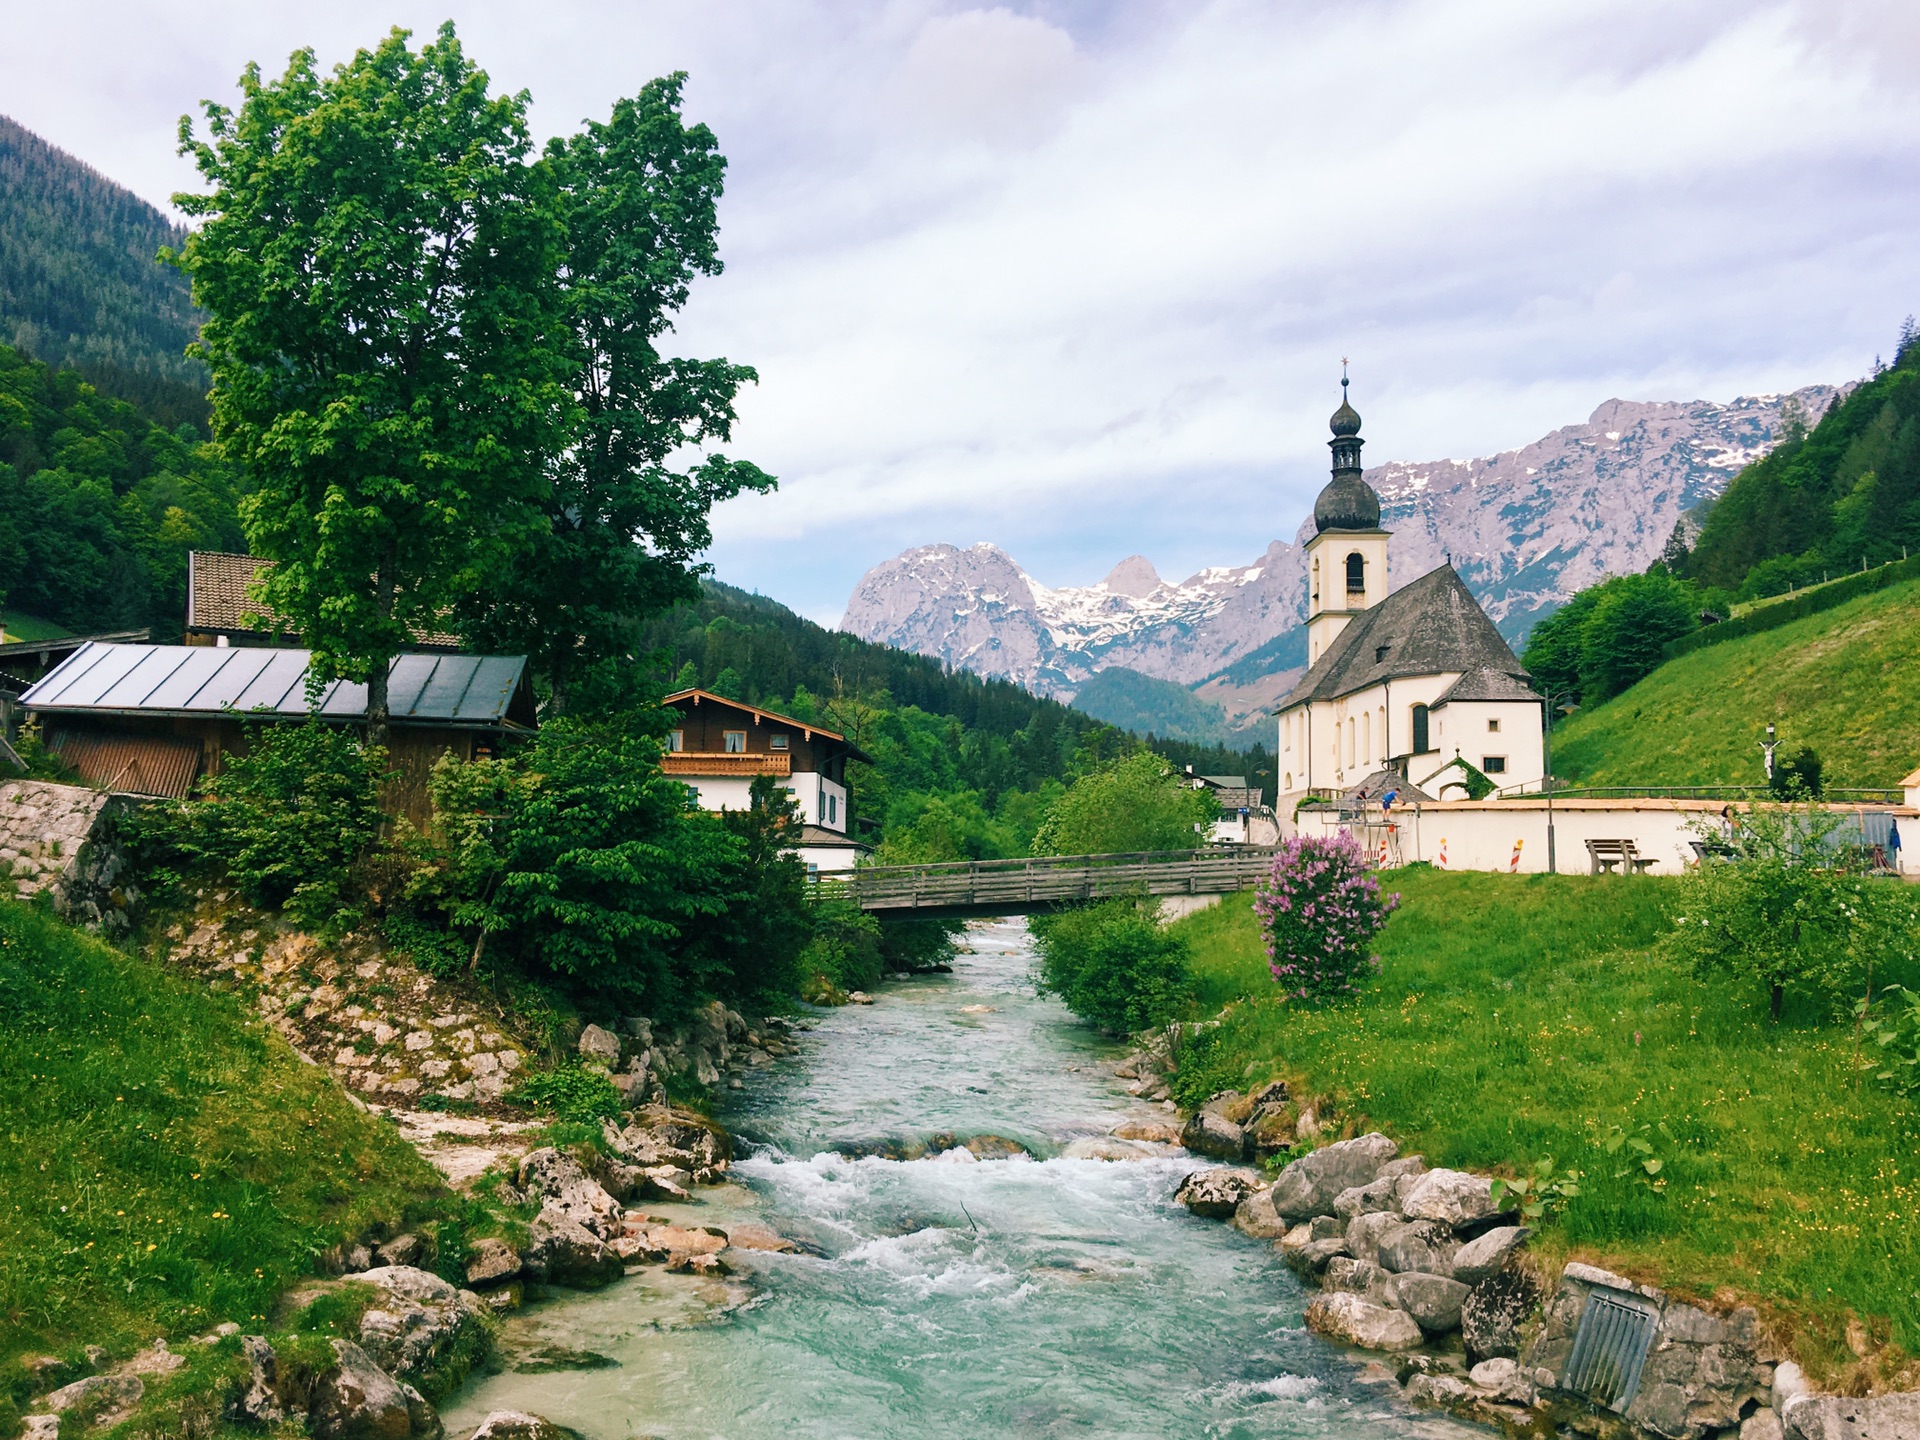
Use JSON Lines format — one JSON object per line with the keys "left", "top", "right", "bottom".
{"left": 1587, "top": 838, "right": 1658, "bottom": 874}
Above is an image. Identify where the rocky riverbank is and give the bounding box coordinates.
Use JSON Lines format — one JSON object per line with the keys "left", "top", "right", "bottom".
{"left": 1126, "top": 1036, "right": 1920, "bottom": 1440}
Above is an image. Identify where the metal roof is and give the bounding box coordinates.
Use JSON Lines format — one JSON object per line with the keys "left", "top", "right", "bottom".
{"left": 22, "top": 643, "right": 530, "bottom": 728}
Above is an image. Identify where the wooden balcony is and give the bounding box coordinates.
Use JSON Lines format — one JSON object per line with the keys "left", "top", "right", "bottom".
{"left": 662, "top": 751, "right": 792, "bottom": 778}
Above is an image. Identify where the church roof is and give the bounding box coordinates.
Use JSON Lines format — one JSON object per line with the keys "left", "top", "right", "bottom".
{"left": 1278, "top": 564, "right": 1531, "bottom": 708}
{"left": 1434, "top": 666, "right": 1541, "bottom": 706}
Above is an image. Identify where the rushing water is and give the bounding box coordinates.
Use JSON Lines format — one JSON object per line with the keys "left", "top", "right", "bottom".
{"left": 443, "top": 921, "right": 1481, "bottom": 1440}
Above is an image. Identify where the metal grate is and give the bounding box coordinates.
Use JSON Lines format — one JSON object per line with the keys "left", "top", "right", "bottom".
{"left": 1563, "top": 1287, "right": 1659, "bottom": 1412}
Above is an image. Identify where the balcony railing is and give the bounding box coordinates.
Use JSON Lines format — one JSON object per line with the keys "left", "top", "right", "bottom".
{"left": 662, "top": 751, "right": 792, "bottom": 778}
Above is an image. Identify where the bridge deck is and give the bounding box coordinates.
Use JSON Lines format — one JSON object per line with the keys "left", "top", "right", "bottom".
{"left": 817, "top": 847, "right": 1274, "bottom": 919}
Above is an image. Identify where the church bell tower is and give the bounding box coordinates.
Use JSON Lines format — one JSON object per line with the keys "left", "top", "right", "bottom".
{"left": 1304, "top": 368, "right": 1389, "bottom": 666}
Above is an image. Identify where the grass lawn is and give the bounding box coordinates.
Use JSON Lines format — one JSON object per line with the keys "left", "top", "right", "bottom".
{"left": 0, "top": 898, "right": 464, "bottom": 1385}
{"left": 0, "top": 614, "right": 73, "bottom": 644}
{"left": 1550, "top": 576, "right": 1920, "bottom": 789}
{"left": 1171, "top": 868, "right": 1920, "bottom": 1382}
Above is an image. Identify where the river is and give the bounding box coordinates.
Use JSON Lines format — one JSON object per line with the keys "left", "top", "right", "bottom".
{"left": 443, "top": 919, "right": 1480, "bottom": 1440}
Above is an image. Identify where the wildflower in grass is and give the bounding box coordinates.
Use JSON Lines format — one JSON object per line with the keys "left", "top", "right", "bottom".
{"left": 1254, "top": 831, "right": 1399, "bottom": 1002}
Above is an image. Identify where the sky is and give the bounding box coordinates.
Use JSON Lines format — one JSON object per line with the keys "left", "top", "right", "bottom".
{"left": 5, "top": 1, "right": 1919, "bottom": 624}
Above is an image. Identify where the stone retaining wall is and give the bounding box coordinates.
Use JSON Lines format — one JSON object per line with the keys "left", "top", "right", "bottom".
{"left": 0, "top": 779, "right": 141, "bottom": 934}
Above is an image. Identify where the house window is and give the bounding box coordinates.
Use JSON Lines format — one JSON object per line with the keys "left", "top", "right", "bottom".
{"left": 770, "top": 733, "right": 789, "bottom": 751}
{"left": 723, "top": 730, "right": 746, "bottom": 753}
{"left": 828, "top": 794, "right": 838, "bottom": 824}
{"left": 1412, "top": 704, "right": 1430, "bottom": 754}
{"left": 667, "top": 730, "right": 684, "bottom": 752}
{"left": 1487, "top": 718, "right": 1501, "bottom": 733}
{"left": 1483, "top": 756, "right": 1507, "bottom": 774}
{"left": 1285, "top": 772, "right": 1292, "bottom": 790}
{"left": 1346, "top": 552, "right": 1366, "bottom": 593}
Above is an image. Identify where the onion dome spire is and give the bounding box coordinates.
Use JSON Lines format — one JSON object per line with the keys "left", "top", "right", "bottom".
{"left": 1313, "top": 362, "right": 1381, "bottom": 532}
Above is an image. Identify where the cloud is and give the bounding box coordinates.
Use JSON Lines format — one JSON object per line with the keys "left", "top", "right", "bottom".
{"left": 3, "top": 1, "right": 1914, "bottom": 622}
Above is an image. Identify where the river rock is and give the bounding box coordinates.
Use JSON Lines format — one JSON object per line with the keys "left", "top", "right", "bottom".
{"left": 1390, "top": 1272, "right": 1472, "bottom": 1333}
{"left": 1112, "top": 1120, "right": 1181, "bottom": 1144}
{"left": 353, "top": 1267, "right": 490, "bottom": 1393}
{"left": 466, "top": 1413, "right": 585, "bottom": 1440}
{"left": 1345, "top": 1211, "right": 1407, "bottom": 1267}
{"left": 577, "top": 1025, "right": 621, "bottom": 1068}
{"left": 522, "top": 1207, "right": 623, "bottom": 1289}
{"left": 1463, "top": 1269, "right": 1540, "bottom": 1362}
{"left": 1231, "top": 1187, "right": 1291, "bottom": 1239}
{"left": 1333, "top": 1173, "right": 1404, "bottom": 1219}
{"left": 1773, "top": 1362, "right": 1811, "bottom": 1415}
{"left": 1267, "top": 1133, "right": 1400, "bottom": 1221}
{"left": 1064, "top": 1137, "right": 1156, "bottom": 1161}
{"left": 1400, "top": 1169, "right": 1500, "bottom": 1229}
{"left": 965, "top": 1134, "right": 1029, "bottom": 1160}
{"left": 1783, "top": 1390, "right": 1920, "bottom": 1440}
{"left": 1451, "top": 1226, "right": 1530, "bottom": 1285}
{"left": 1174, "top": 1166, "right": 1264, "bottom": 1218}
{"left": 604, "top": 1107, "right": 730, "bottom": 1183}
{"left": 1467, "top": 1355, "right": 1537, "bottom": 1404}
{"left": 724, "top": 1224, "right": 800, "bottom": 1254}
{"left": 1304, "top": 1292, "right": 1425, "bottom": 1352}
{"left": 516, "top": 1150, "right": 622, "bottom": 1240}
{"left": 464, "top": 1238, "right": 521, "bottom": 1287}
{"left": 1181, "top": 1109, "right": 1247, "bottom": 1161}
{"left": 1740, "top": 1409, "right": 1784, "bottom": 1440}
{"left": 1325, "top": 1257, "right": 1397, "bottom": 1308}
{"left": 44, "top": 1375, "right": 143, "bottom": 1419}
{"left": 1283, "top": 1236, "right": 1351, "bottom": 1280}
{"left": 309, "top": 1340, "right": 441, "bottom": 1440}
{"left": 1377, "top": 1220, "right": 1460, "bottom": 1276}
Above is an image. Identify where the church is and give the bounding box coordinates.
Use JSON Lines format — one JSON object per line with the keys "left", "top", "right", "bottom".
{"left": 1274, "top": 378, "right": 1545, "bottom": 804}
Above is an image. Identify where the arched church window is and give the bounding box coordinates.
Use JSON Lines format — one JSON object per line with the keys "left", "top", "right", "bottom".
{"left": 1412, "top": 703, "right": 1430, "bottom": 754}
{"left": 1361, "top": 710, "right": 1370, "bottom": 764}
{"left": 1311, "top": 556, "right": 1320, "bottom": 605}
{"left": 1346, "top": 552, "right": 1365, "bottom": 594}
{"left": 1347, "top": 717, "right": 1356, "bottom": 766}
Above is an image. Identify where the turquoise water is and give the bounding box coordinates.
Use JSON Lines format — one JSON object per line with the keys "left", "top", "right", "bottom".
{"left": 442, "top": 921, "right": 1480, "bottom": 1440}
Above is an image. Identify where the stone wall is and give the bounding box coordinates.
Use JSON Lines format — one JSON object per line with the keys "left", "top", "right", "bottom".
{"left": 0, "top": 779, "right": 141, "bottom": 934}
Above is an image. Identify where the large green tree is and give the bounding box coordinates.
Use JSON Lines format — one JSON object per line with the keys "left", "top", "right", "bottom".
{"left": 170, "top": 25, "right": 571, "bottom": 740}
{"left": 464, "top": 78, "right": 773, "bottom": 711}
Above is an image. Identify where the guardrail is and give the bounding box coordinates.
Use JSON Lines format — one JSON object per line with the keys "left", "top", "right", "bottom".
{"left": 817, "top": 847, "right": 1276, "bottom": 915}
{"left": 1489, "top": 783, "right": 1903, "bottom": 804}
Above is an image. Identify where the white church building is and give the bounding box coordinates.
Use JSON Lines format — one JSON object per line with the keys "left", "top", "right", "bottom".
{"left": 1275, "top": 379, "right": 1546, "bottom": 806}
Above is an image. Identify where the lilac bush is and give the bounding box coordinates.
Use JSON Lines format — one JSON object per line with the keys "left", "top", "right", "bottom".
{"left": 1254, "top": 832, "right": 1399, "bottom": 1001}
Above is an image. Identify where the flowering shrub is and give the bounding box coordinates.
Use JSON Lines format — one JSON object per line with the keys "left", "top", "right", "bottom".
{"left": 1255, "top": 832, "right": 1399, "bottom": 1001}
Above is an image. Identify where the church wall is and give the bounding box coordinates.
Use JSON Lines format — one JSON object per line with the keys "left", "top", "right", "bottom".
{"left": 1420, "top": 698, "right": 1545, "bottom": 792}
{"left": 1275, "top": 673, "right": 1462, "bottom": 798}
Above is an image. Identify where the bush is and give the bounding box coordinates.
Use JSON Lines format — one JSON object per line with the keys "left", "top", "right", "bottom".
{"left": 801, "top": 894, "right": 884, "bottom": 995}
{"left": 1031, "top": 897, "right": 1192, "bottom": 1033}
{"left": 504, "top": 1065, "right": 625, "bottom": 1123}
{"left": 1254, "top": 832, "right": 1399, "bottom": 1002}
{"left": 172, "top": 721, "right": 388, "bottom": 932}
{"left": 1030, "top": 751, "right": 1217, "bottom": 857}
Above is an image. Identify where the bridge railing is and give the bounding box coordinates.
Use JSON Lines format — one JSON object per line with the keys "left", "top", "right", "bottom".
{"left": 815, "top": 846, "right": 1277, "bottom": 913}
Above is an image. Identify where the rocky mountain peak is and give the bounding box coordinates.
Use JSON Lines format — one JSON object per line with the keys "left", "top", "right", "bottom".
{"left": 1101, "top": 556, "right": 1165, "bottom": 597}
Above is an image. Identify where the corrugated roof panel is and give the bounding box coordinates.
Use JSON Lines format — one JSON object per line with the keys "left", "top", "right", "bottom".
{"left": 49, "top": 730, "right": 202, "bottom": 799}
{"left": 461, "top": 656, "right": 524, "bottom": 721}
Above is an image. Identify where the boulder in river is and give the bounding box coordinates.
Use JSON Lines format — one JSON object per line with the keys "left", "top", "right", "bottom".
{"left": 1283, "top": 1236, "right": 1351, "bottom": 1279}
{"left": 1064, "top": 1137, "right": 1157, "bottom": 1161}
{"left": 1451, "top": 1225, "right": 1529, "bottom": 1285}
{"left": 464, "top": 1238, "right": 521, "bottom": 1288}
{"left": 308, "top": 1340, "right": 441, "bottom": 1440}
{"left": 1180, "top": 1108, "right": 1247, "bottom": 1161}
{"left": 1377, "top": 1219, "right": 1460, "bottom": 1277}
{"left": 466, "top": 1412, "right": 586, "bottom": 1440}
{"left": 1267, "top": 1133, "right": 1400, "bottom": 1220}
{"left": 1389, "top": 1272, "right": 1471, "bottom": 1333}
{"left": 523, "top": 1207, "right": 623, "bottom": 1289}
{"left": 1324, "top": 1257, "right": 1397, "bottom": 1308}
{"left": 1461, "top": 1269, "right": 1540, "bottom": 1362}
{"left": 517, "top": 1149, "right": 622, "bottom": 1240}
{"left": 1173, "top": 1166, "right": 1265, "bottom": 1218}
{"left": 1111, "top": 1119, "right": 1180, "bottom": 1144}
{"left": 352, "top": 1266, "right": 492, "bottom": 1396}
{"left": 1344, "top": 1211, "right": 1408, "bottom": 1267}
{"left": 1304, "top": 1292, "right": 1425, "bottom": 1352}
{"left": 1781, "top": 1392, "right": 1920, "bottom": 1440}
{"left": 1230, "top": 1188, "right": 1291, "bottom": 1239}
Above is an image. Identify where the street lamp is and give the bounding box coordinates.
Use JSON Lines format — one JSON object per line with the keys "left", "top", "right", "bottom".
{"left": 1540, "top": 686, "right": 1578, "bottom": 874}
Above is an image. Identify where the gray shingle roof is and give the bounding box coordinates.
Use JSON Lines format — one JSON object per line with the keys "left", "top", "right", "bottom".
{"left": 1278, "top": 564, "right": 1531, "bottom": 707}
{"left": 1433, "top": 666, "right": 1541, "bottom": 706}
{"left": 23, "top": 643, "right": 531, "bottom": 727}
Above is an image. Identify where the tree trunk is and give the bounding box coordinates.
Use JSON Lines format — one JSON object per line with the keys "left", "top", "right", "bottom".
{"left": 1770, "top": 980, "right": 1784, "bottom": 1023}
{"left": 368, "top": 549, "right": 396, "bottom": 750}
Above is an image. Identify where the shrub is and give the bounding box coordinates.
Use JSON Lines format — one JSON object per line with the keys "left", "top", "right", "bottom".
{"left": 801, "top": 894, "right": 884, "bottom": 995}
{"left": 175, "top": 721, "right": 388, "bottom": 932}
{"left": 1030, "top": 751, "right": 1217, "bottom": 857}
{"left": 1862, "top": 983, "right": 1920, "bottom": 1095}
{"left": 504, "top": 1065, "right": 624, "bottom": 1123}
{"left": 1254, "top": 832, "right": 1399, "bottom": 1002}
{"left": 1031, "top": 897, "right": 1192, "bottom": 1033}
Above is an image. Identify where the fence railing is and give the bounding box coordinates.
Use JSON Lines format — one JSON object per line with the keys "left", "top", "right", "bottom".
{"left": 1489, "top": 782, "right": 1903, "bottom": 804}
{"left": 816, "top": 846, "right": 1277, "bottom": 913}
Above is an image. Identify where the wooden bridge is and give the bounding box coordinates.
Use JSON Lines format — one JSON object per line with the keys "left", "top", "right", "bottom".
{"left": 816, "top": 847, "right": 1275, "bottom": 919}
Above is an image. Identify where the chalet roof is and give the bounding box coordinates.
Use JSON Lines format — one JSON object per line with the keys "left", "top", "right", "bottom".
{"left": 663, "top": 689, "right": 875, "bottom": 764}
{"left": 1278, "top": 564, "right": 1530, "bottom": 708}
{"left": 23, "top": 642, "right": 534, "bottom": 729}
{"left": 795, "top": 824, "right": 871, "bottom": 850}
{"left": 1433, "top": 666, "right": 1541, "bottom": 706}
{"left": 186, "top": 551, "right": 460, "bottom": 647}
{"left": 1903, "top": 766, "right": 1920, "bottom": 789}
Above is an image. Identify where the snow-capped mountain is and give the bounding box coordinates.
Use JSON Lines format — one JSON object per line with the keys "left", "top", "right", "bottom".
{"left": 841, "top": 385, "right": 1840, "bottom": 710}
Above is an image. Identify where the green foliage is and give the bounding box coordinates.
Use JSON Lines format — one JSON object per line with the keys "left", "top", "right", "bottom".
{"left": 462, "top": 76, "right": 773, "bottom": 711}
{"left": 1031, "top": 897, "right": 1193, "bottom": 1033}
{"left": 1030, "top": 751, "right": 1217, "bottom": 857}
{"left": 173, "top": 24, "right": 571, "bottom": 727}
{"left": 0, "top": 116, "right": 206, "bottom": 389}
{"left": 1490, "top": 1157, "right": 1584, "bottom": 1220}
{"left": 1600, "top": 1122, "right": 1672, "bottom": 1193}
{"left": 0, "top": 342, "right": 238, "bottom": 631}
{"left": 379, "top": 910, "right": 469, "bottom": 980}
{"left": 1171, "top": 871, "right": 1920, "bottom": 1352}
{"left": 1550, "top": 575, "right": 1920, "bottom": 789}
{"left": 800, "top": 895, "right": 885, "bottom": 996}
{"left": 1522, "top": 571, "right": 1699, "bottom": 706}
{"left": 1770, "top": 745, "right": 1823, "bottom": 799}
{"left": 1069, "top": 665, "right": 1242, "bottom": 745}
{"left": 168, "top": 722, "right": 388, "bottom": 933}
{"left": 1861, "top": 984, "right": 1920, "bottom": 1096}
{"left": 0, "top": 895, "right": 458, "bottom": 1362}
{"left": 1663, "top": 803, "right": 1919, "bottom": 1021}
{"left": 505, "top": 1065, "right": 625, "bottom": 1123}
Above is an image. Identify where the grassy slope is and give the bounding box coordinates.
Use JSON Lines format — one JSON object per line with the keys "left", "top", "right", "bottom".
{"left": 1552, "top": 576, "right": 1920, "bottom": 789}
{"left": 0, "top": 614, "right": 73, "bottom": 644}
{"left": 1174, "top": 870, "right": 1920, "bottom": 1374}
{"left": 0, "top": 897, "right": 456, "bottom": 1368}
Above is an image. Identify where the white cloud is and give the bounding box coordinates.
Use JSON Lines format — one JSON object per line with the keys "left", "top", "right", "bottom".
{"left": 3, "top": 1, "right": 1914, "bottom": 622}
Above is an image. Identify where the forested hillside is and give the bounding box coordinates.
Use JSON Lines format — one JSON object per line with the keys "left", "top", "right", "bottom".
{"left": 0, "top": 342, "right": 240, "bottom": 635}
{"left": 0, "top": 116, "right": 208, "bottom": 424}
